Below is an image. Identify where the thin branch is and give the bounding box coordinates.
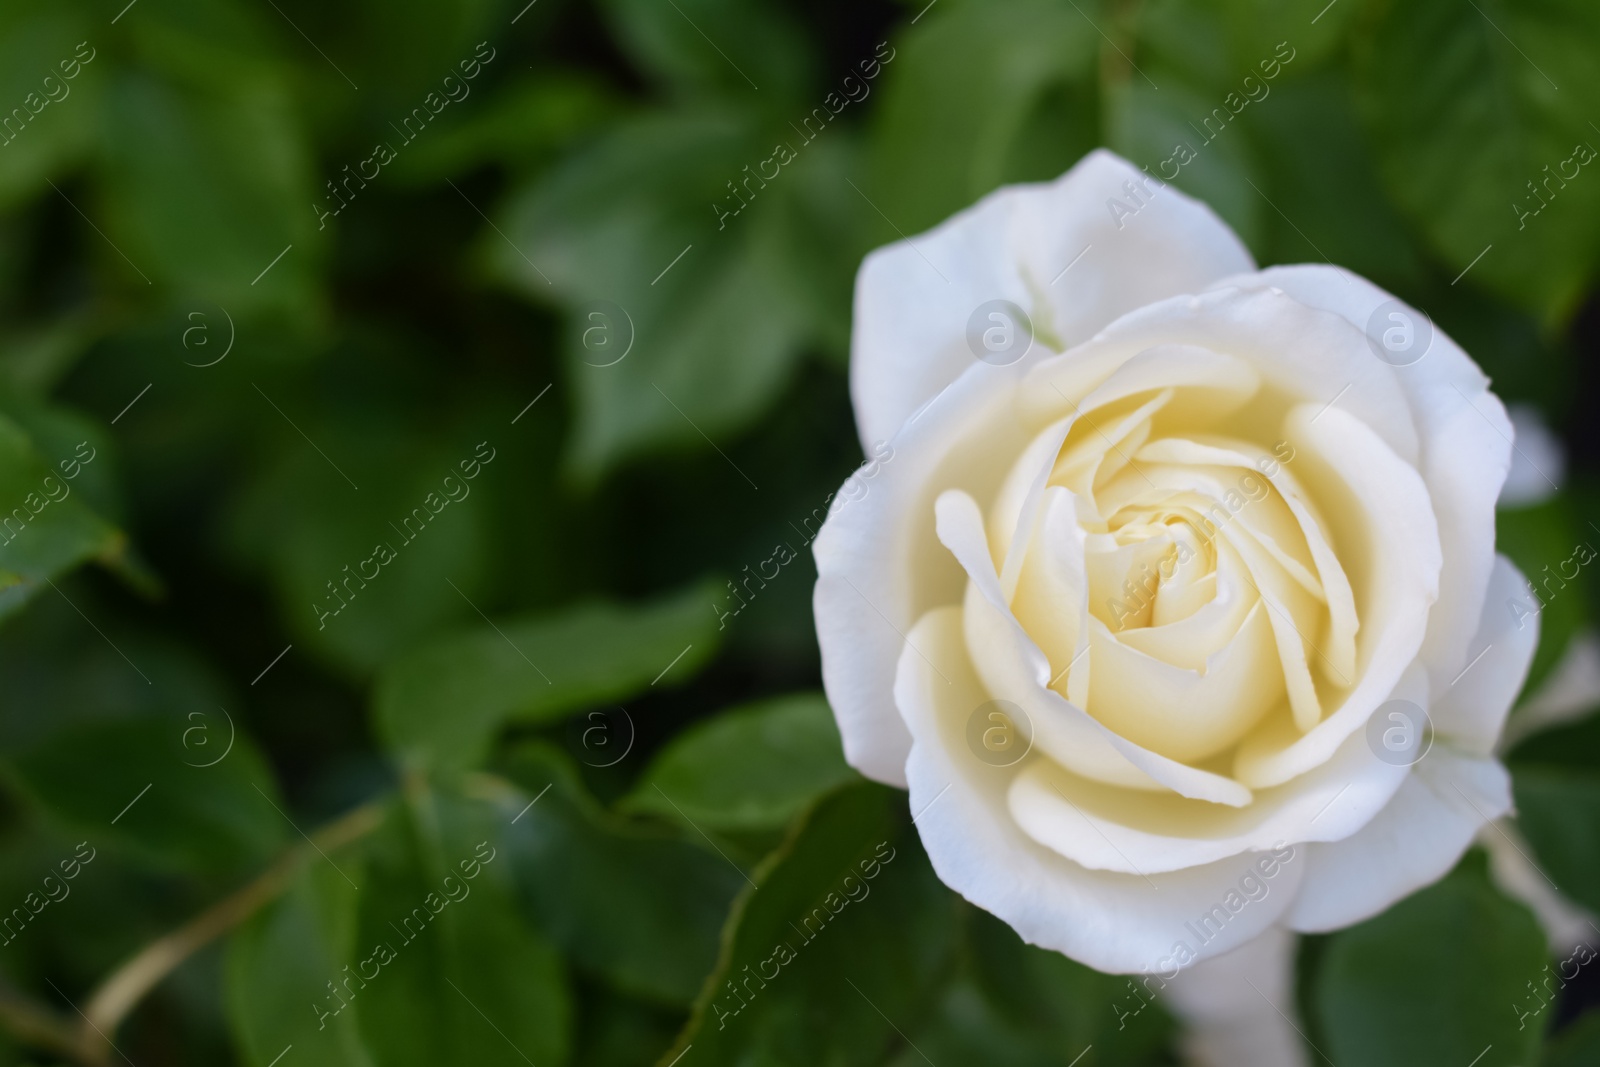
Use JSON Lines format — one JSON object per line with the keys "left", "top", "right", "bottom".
{"left": 0, "top": 980, "right": 80, "bottom": 1061}
{"left": 74, "top": 801, "right": 386, "bottom": 1062}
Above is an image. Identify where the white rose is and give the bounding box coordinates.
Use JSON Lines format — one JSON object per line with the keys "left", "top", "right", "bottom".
{"left": 812, "top": 149, "right": 1537, "bottom": 974}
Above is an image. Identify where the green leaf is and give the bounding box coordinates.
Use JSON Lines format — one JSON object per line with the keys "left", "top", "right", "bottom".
{"left": 569, "top": 989, "right": 682, "bottom": 1067}
{"left": 375, "top": 581, "right": 723, "bottom": 773}
{"left": 1440, "top": 301, "right": 1572, "bottom": 429}
{"left": 0, "top": 394, "right": 122, "bottom": 523}
{"left": 388, "top": 72, "right": 623, "bottom": 184}
{"left": 351, "top": 788, "right": 572, "bottom": 1067}
{"left": 325, "top": 0, "right": 501, "bottom": 103}
{"left": 0, "top": 589, "right": 285, "bottom": 880}
{"left": 0, "top": 4, "right": 104, "bottom": 212}
{"left": 1510, "top": 762, "right": 1600, "bottom": 916}
{"left": 597, "top": 0, "right": 812, "bottom": 103}
{"left": 959, "top": 907, "right": 1176, "bottom": 1064}
{"left": 619, "top": 692, "right": 857, "bottom": 832}
{"left": 1507, "top": 707, "right": 1600, "bottom": 770}
{"left": 0, "top": 412, "right": 127, "bottom": 618}
{"left": 1236, "top": 69, "right": 1428, "bottom": 291}
{"left": 227, "top": 862, "right": 378, "bottom": 1067}
{"left": 500, "top": 743, "right": 746, "bottom": 1005}
{"left": 123, "top": 0, "right": 302, "bottom": 91}
{"left": 98, "top": 68, "right": 322, "bottom": 317}
{"left": 885, "top": 976, "right": 1058, "bottom": 1067}
{"left": 0, "top": 592, "right": 208, "bottom": 746}
{"left": 662, "top": 782, "right": 960, "bottom": 1066}
{"left": 868, "top": 0, "right": 1099, "bottom": 235}
{"left": 1353, "top": 0, "right": 1600, "bottom": 321}
{"left": 1210, "top": 0, "right": 1355, "bottom": 77}
{"left": 6, "top": 711, "right": 287, "bottom": 874}
{"left": 0, "top": 320, "right": 99, "bottom": 407}
{"left": 1127, "top": 0, "right": 1237, "bottom": 93}
{"left": 1138, "top": 0, "right": 1355, "bottom": 91}
{"left": 226, "top": 416, "right": 501, "bottom": 677}
{"left": 891, "top": 905, "right": 1175, "bottom": 1067}
{"left": 1545, "top": 1010, "right": 1600, "bottom": 1067}
{"left": 1312, "top": 854, "right": 1548, "bottom": 1066}
{"left": 496, "top": 107, "right": 861, "bottom": 476}
{"left": 1104, "top": 73, "right": 1266, "bottom": 254}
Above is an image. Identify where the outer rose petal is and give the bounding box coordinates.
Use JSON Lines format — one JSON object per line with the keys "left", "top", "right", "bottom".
{"left": 1006, "top": 724, "right": 1410, "bottom": 876}
{"left": 1431, "top": 555, "right": 1539, "bottom": 756}
{"left": 1163, "top": 926, "right": 1309, "bottom": 1067}
{"left": 1270, "top": 559, "right": 1531, "bottom": 931}
{"left": 1209, "top": 265, "right": 1514, "bottom": 692}
{"left": 896, "top": 605, "right": 1305, "bottom": 973}
{"left": 1501, "top": 403, "right": 1564, "bottom": 508}
{"left": 1502, "top": 630, "right": 1600, "bottom": 750}
{"left": 849, "top": 149, "right": 1254, "bottom": 449}
{"left": 1282, "top": 747, "right": 1511, "bottom": 932}
{"left": 814, "top": 348, "right": 1040, "bottom": 785}
{"left": 1021, "top": 286, "right": 1421, "bottom": 465}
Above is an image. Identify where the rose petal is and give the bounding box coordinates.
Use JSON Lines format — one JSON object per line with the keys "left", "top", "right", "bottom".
{"left": 1085, "top": 593, "right": 1281, "bottom": 763}
{"left": 850, "top": 149, "right": 1254, "bottom": 449}
{"left": 1163, "top": 926, "right": 1310, "bottom": 1067}
{"left": 1019, "top": 288, "right": 1420, "bottom": 467}
{"left": 1431, "top": 554, "right": 1540, "bottom": 756}
{"left": 814, "top": 346, "right": 1041, "bottom": 785}
{"left": 1282, "top": 748, "right": 1511, "bottom": 932}
{"left": 1106, "top": 548, "right": 1250, "bottom": 670}
{"left": 1207, "top": 506, "right": 1324, "bottom": 734}
{"left": 1500, "top": 403, "right": 1564, "bottom": 508}
{"left": 1011, "top": 486, "right": 1090, "bottom": 681}
{"left": 1024, "top": 341, "right": 1263, "bottom": 445}
{"left": 896, "top": 605, "right": 1302, "bottom": 973}
{"left": 1136, "top": 436, "right": 1358, "bottom": 681}
{"left": 940, "top": 488, "right": 1254, "bottom": 805}
{"left": 1007, "top": 717, "right": 1409, "bottom": 876}
{"left": 1211, "top": 265, "right": 1513, "bottom": 693}
{"left": 1000, "top": 343, "right": 1260, "bottom": 601}
{"left": 1502, "top": 629, "right": 1600, "bottom": 751}
{"left": 1232, "top": 404, "right": 1441, "bottom": 788}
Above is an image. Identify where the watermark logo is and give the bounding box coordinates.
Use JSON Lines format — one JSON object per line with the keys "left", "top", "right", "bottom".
{"left": 965, "top": 300, "right": 1033, "bottom": 366}
{"left": 180, "top": 706, "right": 236, "bottom": 768}
{"left": 180, "top": 306, "right": 234, "bottom": 367}
{"left": 567, "top": 707, "right": 635, "bottom": 768}
{"left": 1365, "top": 698, "right": 1432, "bottom": 766}
{"left": 965, "top": 700, "right": 1033, "bottom": 767}
{"left": 1364, "top": 299, "right": 1433, "bottom": 367}
{"left": 579, "top": 301, "right": 633, "bottom": 367}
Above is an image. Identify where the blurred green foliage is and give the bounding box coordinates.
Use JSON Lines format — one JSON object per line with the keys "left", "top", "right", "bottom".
{"left": 1310, "top": 852, "right": 1548, "bottom": 1066}
{"left": 0, "top": 0, "right": 1597, "bottom": 1063}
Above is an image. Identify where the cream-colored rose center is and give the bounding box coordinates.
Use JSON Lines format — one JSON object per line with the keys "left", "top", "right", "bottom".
{"left": 994, "top": 388, "right": 1359, "bottom": 766}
